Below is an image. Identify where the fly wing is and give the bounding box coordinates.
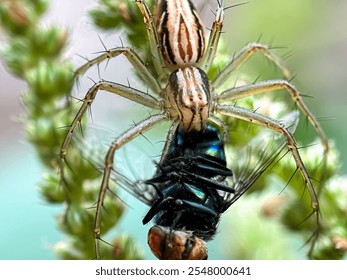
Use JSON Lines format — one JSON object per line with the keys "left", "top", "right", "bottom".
{"left": 75, "top": 128, "right": 160, "bottom": 207}
{"left": 219, "top": 110, "right": 299, "bottom": 212}
{"left": 105, "top": 157, "right": 162, "bottom": 207}
{"left": 110, "top": 168, "right": 158, "bottom": 206}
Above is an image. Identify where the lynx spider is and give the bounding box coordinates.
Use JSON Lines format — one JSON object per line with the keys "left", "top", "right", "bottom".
{"left": 60, "top": 0, "right": 329, "bottom": 259}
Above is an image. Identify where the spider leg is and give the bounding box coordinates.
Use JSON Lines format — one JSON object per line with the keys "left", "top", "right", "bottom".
{"left": 209, "top": 115, "right": 230, "bottom": 144}
{"left": 93, "top": 113, "right": 168, "bottom": 259}
{"left": 200, "top": 0, "right": 224, "bottom": 72}
{"left": 74, "top": 47, "right": 162, "bottom": 95}
{"left": 214, "top": 103, "right": 320, "bottom": 256}
{"left": 213, "top": 42, "right": 291, "bottom": 88}
{"left": 159, "top": 122, "right": 179, "bottom": 166}
{"left": 136, "top": 0, "right": 168, "bottom": 79}
{"left": 218, "top": 79, "right": 329, "bottom": 155}
{"left": 59, "top": 81, "right": 161, "bottom": 193}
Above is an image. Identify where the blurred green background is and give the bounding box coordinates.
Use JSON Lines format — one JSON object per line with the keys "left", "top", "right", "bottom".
{"left": 0, "top": 0, "right": 346, "bottom": 259}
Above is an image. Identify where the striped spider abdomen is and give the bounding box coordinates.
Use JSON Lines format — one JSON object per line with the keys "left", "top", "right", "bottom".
{"left": 155, "top": 0, "right": 205, "bottom": 68}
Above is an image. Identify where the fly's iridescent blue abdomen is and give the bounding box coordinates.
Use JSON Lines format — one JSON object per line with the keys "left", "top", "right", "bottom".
{"left": 142, "top": 123, "right": 234, "bottom": 258}
{"left": 165, "top": 122, "right": 227, "bottom": 162}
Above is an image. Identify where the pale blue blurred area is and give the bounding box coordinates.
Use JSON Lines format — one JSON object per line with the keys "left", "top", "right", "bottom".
{"left": 0, "top": 52, "right": 63, "bottom": 259}
{"left": 0, "top": 0, "right": 97, "bottom": 260}
{"left": 0, "top": 137, "right": 63, "bottom": 259}
{"left": 0, "top": 0, "right": 346, "bottom": 260}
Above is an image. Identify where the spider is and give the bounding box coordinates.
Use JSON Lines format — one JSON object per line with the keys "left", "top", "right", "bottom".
{"left": 60, "top": 0, "right": 329, "bottom": 259}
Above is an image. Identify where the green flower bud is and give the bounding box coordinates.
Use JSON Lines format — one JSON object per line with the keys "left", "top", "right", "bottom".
{"left": 25, "top": 61, "right": 73, "bottom": 101}
{"left": 39, "top": 172, "right": 66, "bottom": 203}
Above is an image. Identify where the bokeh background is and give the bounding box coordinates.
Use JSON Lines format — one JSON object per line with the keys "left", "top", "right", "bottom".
{"left": 1, "top": 0, "right": 346, "bottom": 259}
